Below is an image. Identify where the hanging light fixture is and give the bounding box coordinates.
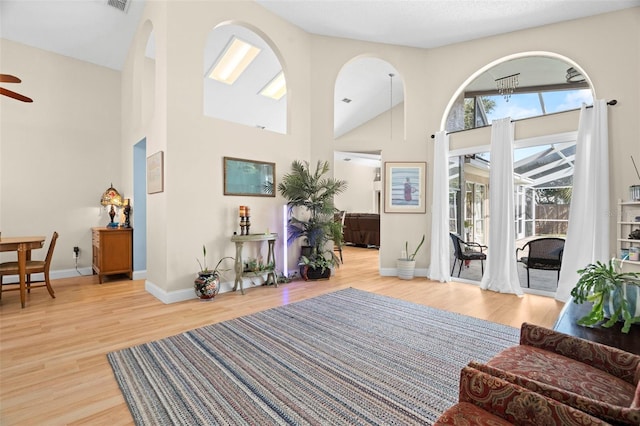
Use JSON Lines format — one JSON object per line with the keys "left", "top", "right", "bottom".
{"left": 495, "top": 73, "right": 520, "bottom": 102}
{"left": 565, "top": 67, "right": 585, "bottom": 83}
{"left": 388, "top": 73, "right": 394, "bottom": 141}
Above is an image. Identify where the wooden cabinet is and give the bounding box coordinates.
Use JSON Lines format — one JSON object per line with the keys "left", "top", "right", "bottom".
{"left": 92, "top": 227, "right": 133, "bottom": 283}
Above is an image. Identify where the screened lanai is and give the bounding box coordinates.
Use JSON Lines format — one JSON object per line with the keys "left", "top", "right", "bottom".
{"left": 444, "top": 55, "right": 593, "bottom": 289}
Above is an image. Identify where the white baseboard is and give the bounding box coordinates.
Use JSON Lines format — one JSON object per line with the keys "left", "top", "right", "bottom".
{"left": 144, "top": 277, "right": 268, "bottom": 304}
{"left": 1, "top": 267, "right": 93, "bottom": 284}
{"left": 380, "top": 267, "right": 429, "bottom": 278}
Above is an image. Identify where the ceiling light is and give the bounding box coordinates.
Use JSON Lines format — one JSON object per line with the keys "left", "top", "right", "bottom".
{"left": 207, "top": 37, "right": 261, "bottom": 85}
{"left": 260, "top": 71, "right": 286, "bottom": 100}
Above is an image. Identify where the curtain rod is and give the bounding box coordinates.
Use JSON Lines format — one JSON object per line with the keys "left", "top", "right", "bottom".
{"left": 430, "top": 99, "right": 617, "bottom": 139}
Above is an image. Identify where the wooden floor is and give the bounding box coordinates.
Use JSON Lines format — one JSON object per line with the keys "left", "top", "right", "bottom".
{"left": 0, "top": 246, "right": 564, "bottom": 425}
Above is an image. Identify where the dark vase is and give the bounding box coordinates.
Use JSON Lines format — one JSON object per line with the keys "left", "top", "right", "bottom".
{"left": 194, "top": 272, "right": 220, "bottom": 300}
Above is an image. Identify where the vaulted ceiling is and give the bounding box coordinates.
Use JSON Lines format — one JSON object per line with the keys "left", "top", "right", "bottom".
{"left": 2, "top": 1, "right": 638, "bottom": 138}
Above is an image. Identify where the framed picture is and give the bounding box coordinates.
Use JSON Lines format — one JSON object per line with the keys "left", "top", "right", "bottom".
{"left": 384, "top": 161, "right": 426, "bottom": 213}
{"left": 147, "top": 151, "right": 164, "bottom": 194}
{"left": 224, "top": 157, "right": 275, "bottom": 197}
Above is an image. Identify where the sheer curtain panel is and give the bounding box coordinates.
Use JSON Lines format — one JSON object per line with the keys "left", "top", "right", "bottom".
{"left": 480, "top": 118, "right": 523, "bottom": 295}
{"left": 556, "top": 100, "right": 610, "bottom": 302}
{"left": 429, "top": 131, "right": 451, "bottom": 282}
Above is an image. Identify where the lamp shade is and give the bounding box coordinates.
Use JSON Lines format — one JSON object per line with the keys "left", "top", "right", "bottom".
{"left": 100, "top": 184, "right": 123, "bottom": 207}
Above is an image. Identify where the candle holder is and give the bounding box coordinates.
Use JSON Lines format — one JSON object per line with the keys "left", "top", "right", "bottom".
{"left": 240, "top": 216, "right": 251, "bottom": 235}
{"left": 240, "top": 216, "right": 246, "bottom": 235}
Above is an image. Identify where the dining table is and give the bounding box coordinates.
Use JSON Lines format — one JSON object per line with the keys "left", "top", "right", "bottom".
{"left": 0, "top": 235, "right": 46, "bottom": 308}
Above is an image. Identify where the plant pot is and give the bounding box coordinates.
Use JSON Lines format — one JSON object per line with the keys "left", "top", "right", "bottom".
{"left": 300, "top": 265, "right": 331, "bottom": 281}
{"left": 603, "top": 282, "right": 640, "bottom": 320}
{"left": 194, "top": 271, "right": 220, "bottom": 300}
{"left": 397, "top": 259, "right": 416, "bottom": 280}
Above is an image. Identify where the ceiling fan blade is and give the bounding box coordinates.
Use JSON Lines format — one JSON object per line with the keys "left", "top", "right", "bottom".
{"left": 0, "top": 87, "right": 33, "bottom": 103}
{"left": 0, "top": 74, "right": 22, "bottom": 83}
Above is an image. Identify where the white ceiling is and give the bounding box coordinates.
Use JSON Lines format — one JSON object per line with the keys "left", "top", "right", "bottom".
{"left": 256, "top": 0, "right": 639, "bottom": 50}
{"left": 1, "top": 0, "right": 638, "bottom": 139}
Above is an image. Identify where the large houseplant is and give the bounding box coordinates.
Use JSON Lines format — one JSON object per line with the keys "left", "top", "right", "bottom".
{"left": 570, "top": 258, "right": 640, "bottom": 333}
{"left": 278, "top": 160, "right": 347, "bottom": 280}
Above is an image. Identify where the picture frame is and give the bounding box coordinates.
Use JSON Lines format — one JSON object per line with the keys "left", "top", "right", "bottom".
{"left": 147, "top": 151, "right": 164, "bottom": 194}
{"left": 224, "top": 157, "right": 276, "bottom": 197}
{"left": 384, "top": 161, "right": 426, "bottom": 213}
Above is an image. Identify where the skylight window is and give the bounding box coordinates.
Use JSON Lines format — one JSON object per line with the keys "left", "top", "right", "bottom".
{"left": 207, "top": 37, "right": 261, "bottom": 85}
{"left": 259, "top": 71, "right": 286, "bottom": 100}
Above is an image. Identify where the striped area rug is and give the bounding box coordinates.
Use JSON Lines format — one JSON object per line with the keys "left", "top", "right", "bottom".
{"left": 108, "top": 288, "right": 519, "bottom": 425}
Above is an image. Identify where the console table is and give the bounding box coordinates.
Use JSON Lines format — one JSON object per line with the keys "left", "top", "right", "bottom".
{"left": 230, "top": 233, "right": 277, "bottom": 294}
{"left": 553, "top": 299, "right": 640, "bottom": 355}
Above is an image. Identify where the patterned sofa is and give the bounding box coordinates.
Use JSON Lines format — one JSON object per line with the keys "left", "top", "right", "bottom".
{"left": 434, "top": 366, "right": 608, "bottom": 425}
{"left": 481, "top": 323, "right": 640, "bottom": 425}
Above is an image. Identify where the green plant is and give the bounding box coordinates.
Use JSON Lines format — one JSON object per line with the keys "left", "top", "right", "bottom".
{"left": 570, "top": 258, "right": 640, "bottom": 333}
{"left": 400, "top": 235, "right": 425, "bottom": 261}
{"left": 278, "top": 160, "right": 347, "bottom": 270}
{"left": 299, "top": 252, "right": 334, "bottom": 273}
{"left": 196, "top": 244, "right": 234, "bottom": 276}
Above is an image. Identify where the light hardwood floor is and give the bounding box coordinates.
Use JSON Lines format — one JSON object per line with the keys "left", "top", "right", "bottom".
{"left": 0, "top": 246, "right": 564, "bottom": 425}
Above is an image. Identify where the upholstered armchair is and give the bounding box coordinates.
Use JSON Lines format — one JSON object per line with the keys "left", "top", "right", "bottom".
{"left": 434, "top": 365, "right": 608, "bottom": 425}
{"left": 478, "top": 322, "right": 640, "bottom": 425}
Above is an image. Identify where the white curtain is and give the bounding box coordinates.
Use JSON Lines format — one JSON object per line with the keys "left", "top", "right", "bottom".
{"left": 556, "top": 100, "right": 610, "bottom": 302}
{"left": 480, "top": 118, "right": 523, "bottom": 295}
{"left": 429, "top": 131, "right": 451, "bottom": 282}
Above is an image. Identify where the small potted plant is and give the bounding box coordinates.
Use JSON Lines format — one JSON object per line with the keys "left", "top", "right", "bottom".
{"left": 570, "top": 258, "right": 640, "bottom": 333}
{"left": 194, "top": 245, "right": 234, "bottom": 300}
{"left": 298, "top": 250, "right": 335, "bottom": 281}
{"left": 397, "top": 235, "right": 425, "bottom": 280}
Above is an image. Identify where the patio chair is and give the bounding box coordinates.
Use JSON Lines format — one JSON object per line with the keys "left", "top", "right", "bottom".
{"left": 450, "top": 233, "right": 487, "bottom": 277}
{"left": 516, "top": 237, "right": 564, "bottom": 288}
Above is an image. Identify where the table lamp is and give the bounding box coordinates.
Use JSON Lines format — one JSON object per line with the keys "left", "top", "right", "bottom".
{"left": 100, "top": 184, "right": 123, "bottom": 226}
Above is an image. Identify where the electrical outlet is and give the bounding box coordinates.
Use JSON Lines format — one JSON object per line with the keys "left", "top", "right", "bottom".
{"left": 73, "top": 246, "right": 80, "bottom": 259}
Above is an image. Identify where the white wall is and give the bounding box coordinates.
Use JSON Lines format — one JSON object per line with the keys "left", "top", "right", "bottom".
{"left": 334, "top": 160, "right": 378, "bottom": 214}
{"left": 330, "top": 8, "right": 640, "bottom": 272}
{"left": 0, "top": 40, "right": 121, "bottom": 274}
{"left": 2, "top": 5, "right": 638, "bottom": 298}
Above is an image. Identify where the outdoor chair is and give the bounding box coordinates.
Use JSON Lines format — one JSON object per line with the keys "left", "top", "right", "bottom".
{"left": 449, "top": 233, "right": 487, "bottom": 277}
{"left": 516, "top": 237, "right": 564, "bottom": 288}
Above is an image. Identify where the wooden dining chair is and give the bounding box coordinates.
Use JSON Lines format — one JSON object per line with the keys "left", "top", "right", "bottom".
{"left": 333, "top": 210, "right": 346, "bottom": 263}
{"left": 0, "top": 231, "right": 59, "bottom": 300}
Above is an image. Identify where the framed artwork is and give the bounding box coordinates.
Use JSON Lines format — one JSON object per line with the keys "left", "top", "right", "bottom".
{"left": 147, "top": 151, "right": 164, "bottom": 194}
{"left": 384, "top": 161, "right": 426, "bottom": 213}
{"left": 224, "top": 157, "right": 275, "bottom": 197}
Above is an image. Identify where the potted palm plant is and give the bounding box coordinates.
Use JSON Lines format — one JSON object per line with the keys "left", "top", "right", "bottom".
{"left": 278, "top": 160, "right": 347, "bottom": 280}
{"left": 194, "top": 244, "right": 234, "bottom": 300}
{"left": 397, "top": 235, "right": 425, "bottom": 280}
{"left": 570, "top": 258, "right": 640, "bottom": 333}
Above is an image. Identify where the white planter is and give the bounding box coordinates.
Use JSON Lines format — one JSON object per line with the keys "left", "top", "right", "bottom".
{"left": 397, "top": 259, "right": 416, "bottom": 280}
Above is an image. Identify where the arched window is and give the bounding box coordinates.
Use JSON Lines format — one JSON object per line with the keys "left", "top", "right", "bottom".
{"left": 203, "top": 23, "right": 287, "bottom": 134}
{"left": 445, "top": 55, "right": 592, "bottom": 132}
